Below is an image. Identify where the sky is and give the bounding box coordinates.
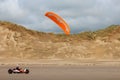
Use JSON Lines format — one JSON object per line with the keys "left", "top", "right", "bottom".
{"left": 0, "top": 0, "right": 120, "bottom": 33}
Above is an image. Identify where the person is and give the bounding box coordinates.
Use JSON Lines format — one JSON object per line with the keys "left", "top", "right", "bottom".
{"left": 16, "top": 66, "right": 20, "bottom": 70}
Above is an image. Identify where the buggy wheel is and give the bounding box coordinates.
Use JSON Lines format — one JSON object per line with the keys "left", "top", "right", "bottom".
{"left": 25, "top": 69, "right": 29, "bottom": 74}
{"left": 8, "top": 69, "right": 13, "bottom": 74}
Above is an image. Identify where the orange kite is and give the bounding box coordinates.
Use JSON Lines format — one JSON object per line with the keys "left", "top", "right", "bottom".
{"left": 45, "top": 12, "right": 70, "bottom": 35}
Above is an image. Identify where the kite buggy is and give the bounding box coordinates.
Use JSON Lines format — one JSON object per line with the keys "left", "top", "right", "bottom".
{"left": 8, "top": 66, "right": 29, "bottom": 74}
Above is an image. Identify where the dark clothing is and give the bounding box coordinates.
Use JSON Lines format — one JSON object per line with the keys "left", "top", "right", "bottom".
{"left": 16, "top": 67, "right": 20, "bottom": 70}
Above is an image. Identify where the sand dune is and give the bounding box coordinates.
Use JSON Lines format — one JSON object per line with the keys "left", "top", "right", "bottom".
{"left": 0, "top": 21, "right": 120, "bottom": 60}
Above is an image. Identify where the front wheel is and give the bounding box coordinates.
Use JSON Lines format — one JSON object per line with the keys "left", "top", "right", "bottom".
{"left": 25, "top": 69, "right": 29, "bottom": 74}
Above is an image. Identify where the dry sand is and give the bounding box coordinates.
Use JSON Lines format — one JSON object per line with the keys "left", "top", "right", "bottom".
{"left": 0, "top": 63, "right": 120, "bottom": 80}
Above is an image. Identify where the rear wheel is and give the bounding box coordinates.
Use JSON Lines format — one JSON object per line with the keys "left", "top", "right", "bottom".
{"left": 8, "top": 69, "right": 13, "bottom": 74}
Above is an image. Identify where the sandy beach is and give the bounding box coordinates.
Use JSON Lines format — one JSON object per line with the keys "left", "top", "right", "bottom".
{"left": 0, "top": 63, "right": 120, "bottom": 80}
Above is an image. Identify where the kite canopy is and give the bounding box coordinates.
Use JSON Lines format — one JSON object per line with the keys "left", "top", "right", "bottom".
{"left": 45, "top": 12, "right": 70, "bottom": 35}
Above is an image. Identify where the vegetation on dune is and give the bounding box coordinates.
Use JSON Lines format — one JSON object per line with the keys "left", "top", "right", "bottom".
{"left": 0, "top": 20, "right": 120, "bottom": 41}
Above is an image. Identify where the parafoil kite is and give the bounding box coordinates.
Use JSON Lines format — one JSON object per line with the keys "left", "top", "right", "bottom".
{"left": 45, "top": 12, "right": 70, "bottom": 35}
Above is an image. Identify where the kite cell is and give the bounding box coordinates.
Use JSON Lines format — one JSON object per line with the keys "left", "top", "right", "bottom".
{"left": 45, "top": 12, "right": 70, "bottom": 35}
